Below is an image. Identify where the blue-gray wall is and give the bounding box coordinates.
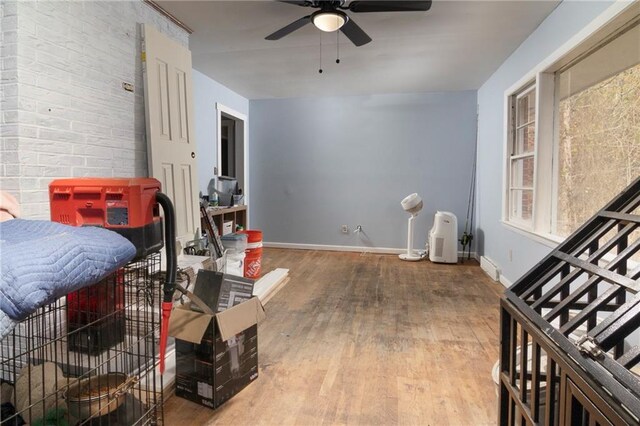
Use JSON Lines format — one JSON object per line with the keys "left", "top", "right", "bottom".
{"left": 249, "top": 91, "right": 478, "bottom": 249}
{"left": 476, "top": 1, "right": 615, "bottom": 284}
{"left": 193, "top": 69, "right": 249, "bottom": 195}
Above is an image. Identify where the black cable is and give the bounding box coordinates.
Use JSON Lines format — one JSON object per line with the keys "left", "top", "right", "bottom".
{"left": 175, "top": 269, "right": 191, "bottom": 305}
{"left": 319, "top": 30, "right": 323, "bottom": 73}
{"left": 156, "top": 192, "right": 176, "bottom": 303}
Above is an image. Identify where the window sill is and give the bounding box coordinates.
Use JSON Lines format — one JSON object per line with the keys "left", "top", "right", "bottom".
{"left": 502, "top": 221, "right": 639, "bottom": 270}
{"left": 500, "top": 220, "right": 565, "bottom": 248}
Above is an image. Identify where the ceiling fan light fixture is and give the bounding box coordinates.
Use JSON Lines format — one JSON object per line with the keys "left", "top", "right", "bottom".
{"left": 312, "top": 11, "right": 347, "bottom": 32}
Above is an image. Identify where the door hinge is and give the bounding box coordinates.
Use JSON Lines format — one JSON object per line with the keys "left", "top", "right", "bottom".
{"left": 575, "top": 335, "right": 604, "bottom": 360}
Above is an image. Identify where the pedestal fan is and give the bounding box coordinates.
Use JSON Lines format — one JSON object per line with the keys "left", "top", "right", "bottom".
{"left": 399, "top": 193, "right": 426, "bottom": 261}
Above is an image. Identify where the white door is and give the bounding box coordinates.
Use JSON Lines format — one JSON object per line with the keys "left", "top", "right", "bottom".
{"left": 142, "top": 24, "right": 199, "bottom": 243}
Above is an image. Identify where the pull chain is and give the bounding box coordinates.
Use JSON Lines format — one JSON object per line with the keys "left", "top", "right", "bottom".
{"left": 336, "top": 27, "right": 340, "bottom": 64}
{"left": 318, "top": 31, "right": 323, "bottom": 74}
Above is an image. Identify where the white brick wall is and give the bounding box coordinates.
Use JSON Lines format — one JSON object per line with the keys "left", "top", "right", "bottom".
{"left": 0, "top": 0, "right": 189, "bottom": 219}
{"left": 1, "top": 1, "right": 21, "bottom": 202}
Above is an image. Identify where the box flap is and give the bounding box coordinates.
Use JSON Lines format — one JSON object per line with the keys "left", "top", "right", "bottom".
{"left": 216, "top": 297, "right": 266, "bottom": 341}
{"left": 192, "top": 270, "right": 224, "bottom": 312}
{"left": 168, "top": 305, "right": 213, "bottom": 344}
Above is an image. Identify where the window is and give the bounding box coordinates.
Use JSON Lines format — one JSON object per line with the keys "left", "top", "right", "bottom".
{"left": 504, "top": 8, "right": 640, "bottom": 241}
{"left": 508, "top": 85, "right": 536, "bottom": 227}
{"left": 554, "top": 36, "right": 640, "bottom": 237}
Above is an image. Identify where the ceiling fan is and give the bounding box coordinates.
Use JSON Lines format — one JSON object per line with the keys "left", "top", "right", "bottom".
{"left": 265, "top": 1, "right": 432, "bottom": 47}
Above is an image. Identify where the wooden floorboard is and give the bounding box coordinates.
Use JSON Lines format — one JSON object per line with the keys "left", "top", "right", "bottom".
{"left": 163, "top": 248, "right": 505, "bottom": 425}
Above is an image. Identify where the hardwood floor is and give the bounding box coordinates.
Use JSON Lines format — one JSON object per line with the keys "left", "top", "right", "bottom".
{"left": 163, "top": 248, "right": 505, "bottom": 425}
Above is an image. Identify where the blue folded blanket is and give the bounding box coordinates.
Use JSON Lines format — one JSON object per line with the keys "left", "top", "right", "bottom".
{"left": 0, "top": 219, "right": 136, "bottom": 340}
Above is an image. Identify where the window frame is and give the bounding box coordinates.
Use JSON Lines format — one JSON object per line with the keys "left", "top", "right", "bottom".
{"left": 501, "top": 1, "right": 639, "bottom": 245}
{"left": 506, "top": 83, "right": 537, "bottom": 229}
{"left": 215, "top": 102, "right": 249, "bottom": 211}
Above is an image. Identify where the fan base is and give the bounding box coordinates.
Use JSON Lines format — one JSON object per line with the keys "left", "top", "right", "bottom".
{"left": 399, "top": 252, "right": 424, "bottom": 262}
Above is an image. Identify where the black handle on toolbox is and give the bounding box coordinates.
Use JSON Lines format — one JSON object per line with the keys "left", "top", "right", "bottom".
{"left": 156, "top": 192, "right": 176, "bottom": 303}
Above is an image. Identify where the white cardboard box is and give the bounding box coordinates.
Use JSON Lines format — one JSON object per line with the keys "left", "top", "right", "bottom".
{"left": 222, "top": 221, "right": 233, "bottom": 235}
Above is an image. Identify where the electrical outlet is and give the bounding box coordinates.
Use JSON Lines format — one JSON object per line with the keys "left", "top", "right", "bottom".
{"left": 341, "top": 225, "right": 349, "bottom": 234}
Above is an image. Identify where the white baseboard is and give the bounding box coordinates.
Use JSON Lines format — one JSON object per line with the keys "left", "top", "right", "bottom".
{"left": 478, "top": 255, "right": 513, "bottom": 287}
{"left": 499, "top": 275, "right": 513, "bottom": 288}
{"left": 463, "top": 252, "right": 481, "bottom": 262}
{"left": 480, "top": 256, "right": 500, "bottom": 281}
{"left": 264, "top": 242, "right": 405, "bottom": 254}
{"left": 264, "top": 242, "right": 476, "bottom": 259}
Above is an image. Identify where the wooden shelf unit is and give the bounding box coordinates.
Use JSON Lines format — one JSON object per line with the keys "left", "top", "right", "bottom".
{"left": 203, "top": 205, "right": 247, "bottom": 236}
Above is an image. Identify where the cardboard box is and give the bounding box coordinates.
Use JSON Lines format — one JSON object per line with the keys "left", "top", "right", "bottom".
{"left": 169, "top": 270, "right": 265, "bottom": 409}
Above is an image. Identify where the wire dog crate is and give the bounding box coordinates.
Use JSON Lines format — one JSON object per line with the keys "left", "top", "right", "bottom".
{"left": 499, "top": 177, "right": 640, "bottom": 425}
{"left": 0, "top": 253, "right": 164, "bottom": 425}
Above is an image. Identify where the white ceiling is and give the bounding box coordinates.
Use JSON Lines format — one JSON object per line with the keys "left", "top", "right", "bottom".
{"left": 157, "top": 0, "right": 560, "bottom": 99}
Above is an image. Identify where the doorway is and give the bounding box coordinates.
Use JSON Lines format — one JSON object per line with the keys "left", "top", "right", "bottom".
{"left": 221, "top": 114, "right": 236, "bottom": 177}
{"left": 216, "top": 103, "right": 248, "bottom": 203}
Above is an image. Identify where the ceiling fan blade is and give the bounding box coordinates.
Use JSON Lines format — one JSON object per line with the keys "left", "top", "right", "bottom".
{"left": 278, "top": 0, "right": 313, "bottom": 6}
{"left": 265, "top": 15, "right": 312, "bottom": 40}
{"left": 340, "top": 18, "right": 372, "bottom": 47}
{"left": 348, "top": 1, "right": 432, "bottom": 13}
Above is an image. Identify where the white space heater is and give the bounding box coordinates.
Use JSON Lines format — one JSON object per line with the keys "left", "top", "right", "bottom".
{"left": 428, "top": 211, "right": 458, "bottom": 264}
